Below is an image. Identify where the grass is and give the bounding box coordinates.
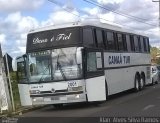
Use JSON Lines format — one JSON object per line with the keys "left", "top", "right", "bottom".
{"left": 10, "top": 72, "right": 21, "bottom": 110}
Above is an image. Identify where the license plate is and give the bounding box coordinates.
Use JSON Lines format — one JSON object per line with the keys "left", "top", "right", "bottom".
{"left": 68, "top": 81, "right": 78, "bottom": 87}
{"left": 60, "top": 97, "right": 67, "bottom": 100}
{"left": 51, "top": 97, "right": 59, "bottom": 100}
{"left": 44, "top": 98, "right": 51, "bottom": 102}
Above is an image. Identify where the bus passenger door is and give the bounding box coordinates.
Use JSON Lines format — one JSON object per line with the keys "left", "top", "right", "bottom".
{"left": 84, "top": 49, "right": 106, "bottom": 102}
{"left": 16, "top": 55, "right": 32, "bottom": 106}
{"left": 16, "top": 55, "right": 27, "bottom": 83}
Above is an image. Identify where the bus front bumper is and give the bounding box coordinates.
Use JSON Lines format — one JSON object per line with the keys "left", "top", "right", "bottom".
{"left": 30, "top": 92, "right": 87, "bottom": 105}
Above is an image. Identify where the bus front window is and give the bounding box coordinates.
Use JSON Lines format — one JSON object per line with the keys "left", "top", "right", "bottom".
{"left": 28, "top": 51, "right": 52, "bottom": 82}
{"left": 28, "top": 47, "right": 83, "bottom": 83}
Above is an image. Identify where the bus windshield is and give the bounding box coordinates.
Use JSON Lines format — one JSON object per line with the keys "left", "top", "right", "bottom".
{"left": 28, "top": 47, "right": 82, "bottom": 83}
{"left": 28, "top": 50, "right": 52, "bottom": 82}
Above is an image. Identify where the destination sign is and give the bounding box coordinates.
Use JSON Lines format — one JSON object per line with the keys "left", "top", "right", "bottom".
{"left": 30, "top": 50, "right": 50, "bottom": 57}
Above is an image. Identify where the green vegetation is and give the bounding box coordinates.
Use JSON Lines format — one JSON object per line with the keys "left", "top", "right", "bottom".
{"left": 150, "top": 46, "right": 160, "bottom": 65}
{"left": 10, "top": 71, "right": 21, "bottom": 110}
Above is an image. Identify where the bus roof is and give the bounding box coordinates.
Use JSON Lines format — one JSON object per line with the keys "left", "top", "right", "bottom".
{"left": 28, "top": 21, "right": 147, "bottom": 37}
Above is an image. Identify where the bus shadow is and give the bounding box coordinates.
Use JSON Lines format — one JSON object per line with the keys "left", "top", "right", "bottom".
{"left": 45, "top": 86, "right": 153, "bottom": 111}
{"left": 45, "top": 102, "right": 98, "bottom": 111}
{"left": 107, "top": 89, "right": 136, "bottom": 101}
{"left": 46, "top": 90, "right": 135, "bottom": 111}
{"left": 106, "top": 84, "right": 153, "bottom": 102}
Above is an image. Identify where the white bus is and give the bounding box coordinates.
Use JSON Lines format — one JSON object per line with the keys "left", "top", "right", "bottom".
{"left": 16, "top": 21, "right": 151, "bottom": 107}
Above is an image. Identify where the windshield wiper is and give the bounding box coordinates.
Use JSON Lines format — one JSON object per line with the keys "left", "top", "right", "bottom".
{"left": 57, "top": 54, "right": 67, "bottom": 81}
{"left": 57, "top": 61, "right": 67, "bottom": 81}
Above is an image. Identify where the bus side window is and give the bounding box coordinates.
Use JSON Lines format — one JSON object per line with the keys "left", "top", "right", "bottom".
{"left": 122, "top": 34, "right": 128, "bottom": 51}
{"left": 126, "top": 34, "right": 131, "bottom": 52}
{"left": 87, "top": 52, "right": 97, "bottom": 72}
{"left": 143, "top": 37, "right": 150, "bottom": 53}
{"left": 95, "top": 29, "right": 104, "bottom": 49}
{"left": 117, "top": 33, "right": 124, "bottom": 51}
{"left": 140, "top": 36, "right": 144, "bottom": 52}
{"left": 143, "top": 37, "right": 147, "bottom": 52}
{"left": 17, "top": 62, "right": 26, "bottom": 82}
{"left": 147, "top": 38, "right": 150, "bottom": 53}
{"left": 17, "top": 62, "right": 24, "bottom": 77}
{"left": 137, "top": 36, "right": 142, "bottom": 52}
{"left": 134, "top": 35, "right": 140, "bottom": 52}
{"left": 130, "top": 35, "right": 135, "bottom": 52}
{"left": 83, "top": 28, "right": 95, "bottom": 47}
{"left": 106, "top": 31, "right": 115, "bottom": 51}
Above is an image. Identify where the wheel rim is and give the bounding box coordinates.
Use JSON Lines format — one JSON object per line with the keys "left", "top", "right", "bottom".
{"left": 136, "top": 79, "right": 139, "bottom": 90}
{"left": 140, "top": 78, "right": 144, "bottom": 88}
{"left": 152, "top": 79, "right": 154, "bottom": 85}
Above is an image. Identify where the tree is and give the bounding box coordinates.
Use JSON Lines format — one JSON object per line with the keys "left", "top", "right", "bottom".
{"left": 150, "top": 46, "right": 160, "bottom": 64}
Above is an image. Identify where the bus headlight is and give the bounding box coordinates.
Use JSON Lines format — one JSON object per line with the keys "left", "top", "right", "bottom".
{"left": 29, "top": 90, "right": 40, "bottom": 94}
{"left": 75, "top": 94, "right": 80, "bottom": 99}
{"left": 68, "top": 86, "right": 83, "bottom": 91}
{"left": 33, "top": 98, "right": 37, "bottom": 102}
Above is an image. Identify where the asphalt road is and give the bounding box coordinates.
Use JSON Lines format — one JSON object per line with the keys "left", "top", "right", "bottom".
{"left": 17, "top": 84, "right": 160, "bottom": 123}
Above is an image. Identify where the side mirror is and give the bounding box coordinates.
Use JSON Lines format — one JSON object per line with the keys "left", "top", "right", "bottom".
{"left": 152, "top": 68, "right": 156, "bottom": 73}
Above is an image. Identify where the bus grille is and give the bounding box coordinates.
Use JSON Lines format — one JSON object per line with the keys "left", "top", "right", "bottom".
{"left": 40, "top": 89, "right": 68, "bottom": 94}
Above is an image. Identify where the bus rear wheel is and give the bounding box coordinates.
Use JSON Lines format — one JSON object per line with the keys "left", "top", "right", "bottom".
{"left": 140, "top": 76, "right": 145, "bottom": 90}
{"left": 134, "top": 75, "right": 140, "bottom": 92}
{"left": 151, "top": 79, "right": 155, "bottom": 85}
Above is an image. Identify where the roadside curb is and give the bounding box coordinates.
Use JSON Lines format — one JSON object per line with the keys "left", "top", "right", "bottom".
{"left": 15, "top": 105, "right": 45, "bottom": 116}
{"left": 1, "top": 105, "right": 45, "bottom": 117}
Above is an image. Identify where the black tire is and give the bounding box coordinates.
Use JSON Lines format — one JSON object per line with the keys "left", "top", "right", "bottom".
{"left": 139, "top": 76, "right": 145, "bottom": 90}
{"left": 105, "top": 81, "right": 108, "bottom": 101}
{"left": 151, "top": 79, "right": 155, "bottom": 85}
{"left": 53, "top": 104, "right": 63, "bottom": 108}
{"left": 134, "top": 74, "right": 140, "bottom": 92}
{"left": 92, "top": 102, "right": 102, "bottom": 107}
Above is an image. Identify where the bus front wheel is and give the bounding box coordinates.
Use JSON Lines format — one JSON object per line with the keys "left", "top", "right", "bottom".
{"left": 53, "top": 104, "right": 63, "bottom": 108}
{"left": 105, "top": 81, "right": 108, "bottom": 101}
